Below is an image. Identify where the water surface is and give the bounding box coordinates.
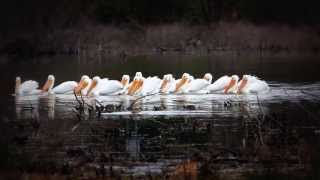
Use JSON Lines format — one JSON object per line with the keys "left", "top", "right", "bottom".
{"left": 1, "top": 54, "right": 320, "bottom": 179}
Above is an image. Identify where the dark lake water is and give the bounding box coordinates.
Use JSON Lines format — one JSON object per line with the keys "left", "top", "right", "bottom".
{"left": 0, "top": 54, "right": 320, "bottom": 179}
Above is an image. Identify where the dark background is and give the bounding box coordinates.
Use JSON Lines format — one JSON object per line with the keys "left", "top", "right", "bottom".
{"left": 1, "top": 0, "right": 320, "bottom": 35}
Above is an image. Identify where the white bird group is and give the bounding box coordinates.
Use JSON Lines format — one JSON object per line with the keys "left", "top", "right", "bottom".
{"left": 14, "top": 72, "right": 269, "bottom": 96}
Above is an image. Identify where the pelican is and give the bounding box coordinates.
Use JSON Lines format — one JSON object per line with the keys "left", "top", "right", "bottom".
{"left": 206, "top": 75, "right": 239, "bottom": 94}
{"left": 160, "top": 74, "right": 176, "bottom": 94}
{"left": 237, "top": 75, "right": 269, "bottom": 94}
{"left": 15, "top": 75, "right": 55, "bottom": 95}
{"left": 74, "top": 75, "right": 91, "bottom": 95}
{"left": 183, "top": 73, "right": 212, "bottom": 93}
{"left": 15, "top": 77, "right": 38, "bottom": 95}
{"left": 127, "top": 72, "right": 161, "bottom": 96}
{"left": 87, "top": 75, "right": 130, "bottom": 96}
{"left": 174, "top": 73, "right": 192, "bottom": 93}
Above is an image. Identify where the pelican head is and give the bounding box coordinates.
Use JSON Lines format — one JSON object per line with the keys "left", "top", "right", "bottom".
{"left": 81, "top": 75, "right": 90, "bottom": 81}
{"left": 203, "top": 73, "right": 213, "bottom": 83}
{"left": 162, "top": 74, "right": 168, "bottom": 80}
{"left": 16, "top": 76, "right": 21, "bottom": 83}
{"left": 242, "top": 75, "right": 250, "bottom": 80}
{"left": 74, "top": 75, "right": 90, "bottom": 95}
{"left": 224, "top": 74, "right": 239, "bottom": 94}
{"left": 135, "top": 72, "right": 142, "bottom": 78}
{"left": 121, "top": 75, "right": 130, "bottom": 87}
{"left": 42, "top": 75, "right": 55, "bottom": 92}
{"left": 167, "top": 74, "right": 174, "bottom": 81}
{"left": 232, "top": 75, "right": 239, "bottom": 82}
{"left": 182, "top": 73, "right": 189, "bottom": 79}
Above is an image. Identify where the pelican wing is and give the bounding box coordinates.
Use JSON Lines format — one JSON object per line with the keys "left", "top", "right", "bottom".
{"left": 141, "top": 77, "right": 162, "bottom": 95}
{"left": 185, "top": 79, "right": 210, "bottom": 93}
{"left": 95, "top": 78, "right": 109, "bottom": 90}
{"left": 247, "top": 80, "right": 270, "bottom": 94}
{"left": 99, "top": 80, "right": 123, "bottom": 95}
{"left": 168, "top": 78, "right": 176, "bottom": 93}
{"left": 53, "top": 81, "right": 78, "bottom": 94}
{"left": 206, "top": 75, "right": 230, "bottom": 92}
{"left": 20, "top": 80, "right": 39, "bottom": 93}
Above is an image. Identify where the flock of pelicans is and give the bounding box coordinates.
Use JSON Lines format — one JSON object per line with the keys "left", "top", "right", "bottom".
{"left": 14, "top": 72, "right": 270, "bottom": 96}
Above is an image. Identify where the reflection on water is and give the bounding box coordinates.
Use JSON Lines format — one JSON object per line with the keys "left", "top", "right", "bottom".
{"left": 7, "top": 82, "right": 320, "bottom": 178}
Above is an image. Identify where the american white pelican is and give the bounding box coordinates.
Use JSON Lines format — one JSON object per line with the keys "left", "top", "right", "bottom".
{"left": 87, "top": 75, "right": 130, "bottom": 96}
{"left": 15, "top": 77, "right": 38, "bottom": 95}
{"left": 183, "top": 73, "right": 212, "bottom": 93}
{"left": 127, "top": 72, "right": 161, "bottom": 96}
{"left": 174, "top": 73, "right": 193, "bottom": 93}
{"left": 74, "top": 75, "right": 91, "bottom": 95}
{"left": 206, "top": 75, "right": 239, "bottom": 94}
{"left": 160, "top": 74, "right": 176, "bottom": 94}
{"left": 237, "top": 75, "right": 269, "bottom": 94}
{"left": 15, "top": 75, "right": 55, "bottom": 95}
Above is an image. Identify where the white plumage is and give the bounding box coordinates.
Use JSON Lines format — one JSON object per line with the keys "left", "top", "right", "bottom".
{"left": 17, "top": 80, "right": 39, "bottom": 95}
{"left": 184, "top": 73, "right": 212, "bottom": 93}
{"left": 15, "top": 75, "right": 55, "bottom": 95}
{"left": 52, "top": 81, "right": 78, "bottom": 94}
{"left": 238, "top": 75, "right": 269, "bottom": 94}
{"left": 140, "top": 76, "right": 162, "bottom": 95}
{"left": 99, "top": 80, "right": 124, "bottom": 95}
{"left": 206, "top": 75, "right": 230, "bottom": 92}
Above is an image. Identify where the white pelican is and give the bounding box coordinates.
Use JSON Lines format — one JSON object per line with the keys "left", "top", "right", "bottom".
{"left": 87, "top": 75, "right": 130, "bottom": 96}
{"left": 160, "top": 74, "right": 176, "bottom": 94}
{"left": 74, "top": 75, "right": 91, "bottom": 95}
{"left": 15, "top": 75, "right": 55, "bottom": 95}
{"left": 237, "top": 75, "right": 269, "bottom": 94}
{"left": 174, "top": 73, "right": 193, "bottom": 93}
{"left": 206, "top": 75, "right": 239, "bottom": 94}
{"left": 15, "top": 77, "right": 38, "bottom": 95}
{"left": 127, "top": 72, "right": 161, "bottom": 96}
{"left": 183, "top": 73, "right": 212, "bottom": 93}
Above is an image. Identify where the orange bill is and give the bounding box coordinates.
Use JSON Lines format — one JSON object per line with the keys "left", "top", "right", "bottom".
{"left": 174, "top": 78, "right": 187, "bottom": 93}
{"left": 127, "top": 80, "right": 138, "bottom": 95}
{"left": 237, "top": 79, "right": 248, "bottom": 94}
{"left": 160, "top": 79, "right": 168, "bottom": 92}
{"left": 131, "top": 79, "right": 143, "bottom": 95}
{"left": 224, "top": 79, "right": 236, "bottom": 94}
{"left": 86, "top": 79, "right": 98, "bottom": 95}
{"left": 42, "top": 79, "right": 53, "bottom": 92}
{"left": 74, "top": 80, "right": 84, "bottom": 94}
